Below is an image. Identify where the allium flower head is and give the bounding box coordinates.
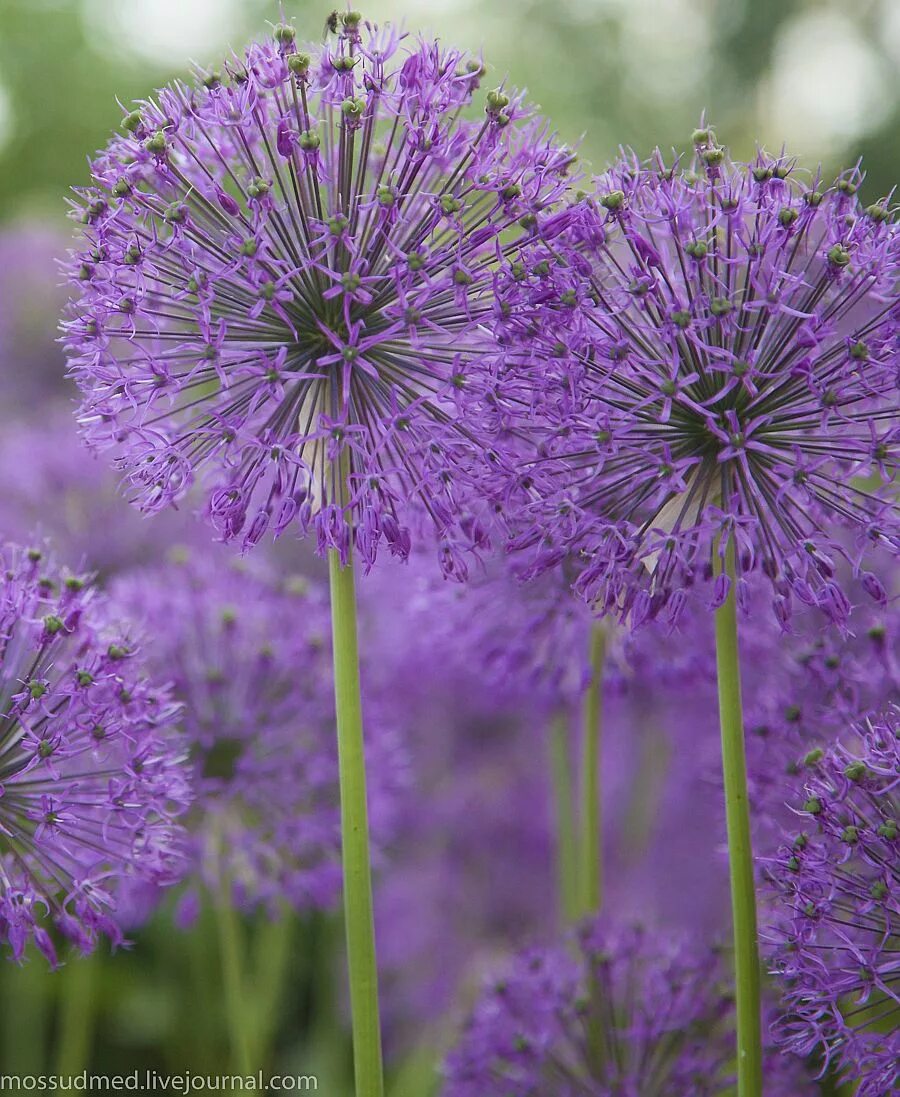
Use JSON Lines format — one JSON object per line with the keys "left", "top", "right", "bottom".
{"left": 0, "top": 543, "right": 189, "bottom": 966}
{"left": 64, "top": 13, "right": 574, "bottom": 574}
{"left": 444, "top": 920, "right": 816, "bottom": 1096}
{"left": 766, "top": 709, "right": 899, "bottom": 1096}
{"left": 114, "top": 554, "right": 404, "bottom": 915}
{"left": 743, "top": 595, "right": 899, "bottom": 840}
{"left": 487, "top": 128, "right": 898, "bottom": 626}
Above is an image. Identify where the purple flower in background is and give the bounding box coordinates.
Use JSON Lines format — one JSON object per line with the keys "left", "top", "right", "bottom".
{"left": 0, "top": 543, "right": 190, "bottom": 966}
{"left": 364, "top": 555, "right": 730, "bottom": 1048}
{"left": 765, "top": 710, "right": 899, "bottom": 1097}
{"left": 743, "top": 594, "right": 899, "bottom": 845}
{"left": 0, "top": 407, "right": 210, "bottom": 578}
{"left": 63, "top": 14, "right": 574, "bottom": 575}
{"left": 485, "top": 129, "right": 898, "bottom": 627}
{"left": 0, "top": 221, "right": 71, "bottom": 409}
{"left": 443, "top": 920, "right": 818, "bottom": 1096}
{"left": 362, "top": 555, "right": 559, "bottom": 1046}
{"left": 113, "top": 553, "right": 405, "bottom": 916}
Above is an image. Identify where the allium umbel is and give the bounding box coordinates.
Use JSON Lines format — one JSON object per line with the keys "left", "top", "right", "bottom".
{"left": 0, "top": 544, "right": 189, "bottom": 965}
{"left": 488, "top": 130, "right": 898, "bottom": 626}
{"left": 64, "top": 14, "right": 574, "bottom": 574}
{"left": 443, "top": 921, "right": 817, "bottom": 1096}
{"left": 766, "top": 710, "right": 899, "bottom": 1097}
{"left": 113, "top": 555, "right": 405, "bottom": 915}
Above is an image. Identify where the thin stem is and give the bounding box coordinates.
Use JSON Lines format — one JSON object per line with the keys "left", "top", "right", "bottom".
{"left": 213, "top": 882, "right": 254, "bottom": 1074}
{"left": 579, "top": 623, "right": 607, "bottom": 917}
{"left": 3, "top": 952, "right": 51, "bottom": 1072}
{"left": 328, "top": 542, "right": 384, "bottom": 1097}
{"left": 251, "top": 911, "right": 294, "bottom": 1066}
{"left": 549, "top": 710, "right": 579, "bottom": 925}
{"left": 55, "top": 955, "right": 97, "bottom": 1075}
{"left": 714, "top": 539, "right": 763, "bottom": 1097}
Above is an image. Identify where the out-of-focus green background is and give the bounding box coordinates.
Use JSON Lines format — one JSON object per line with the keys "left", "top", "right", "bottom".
{"left": 1, "top": 0, "right": 899, "bottom": 225}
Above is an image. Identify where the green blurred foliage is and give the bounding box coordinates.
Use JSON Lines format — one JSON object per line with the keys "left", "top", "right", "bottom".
{"left": 0, "top": 0, "right": 897, "bottom": 225}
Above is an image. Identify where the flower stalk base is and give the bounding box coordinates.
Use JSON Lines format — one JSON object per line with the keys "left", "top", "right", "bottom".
{"left": 714, "top": 540, "right": 763, "bottom": 1097}
{"left": 329, "top": 546, "right": 384, "bottom": 1097}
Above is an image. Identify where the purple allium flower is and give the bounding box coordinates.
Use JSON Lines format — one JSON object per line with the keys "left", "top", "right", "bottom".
{"left": 484, "top": 129, "right": 898, "bottom": 627}
{"left": 765, "top": 709, "right": 899, "bottom": 1096}
{"left": 744, "top": 594, "right": 899, "bottom": 843}
{"left": 0, "top": 221, "right": 71, "bottom": 409}
{"left": 0, "top": 407, "right": 210, "bottom": 578}
{"left": 443, "top": 920, "right": 818, "bottom": 1096}
{"left": 63, "top": 14, "right": 575, "bottom": 575}
{"left": 113, "top": 553, "right": 405, "bottom": 916}
{"left": 0, "top": 542, "right": 190, "bottom": 966}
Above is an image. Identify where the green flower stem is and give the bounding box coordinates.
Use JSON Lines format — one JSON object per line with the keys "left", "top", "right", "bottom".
{"left": 3, "top": 952, "right": 51, "bottom": 1072}
{"left": 714, "top": 539, "right": 762, "bottom": 1097}
{"left": 579, "top": 623, "right": 607, "bottom": 916}
{"left": 55, "top": 955, "right": 97, "bottom": 1075}
{"left": 251, "top": 911, "right": 294, "bottom": 1066}
{"left": 213, "top": 881, "right": 254, "bottom": 1074}
{"left": 549, "top": 710, "right": 579, "bottom": 925}
{"left": 328, "top": 543, "right": 384, "bottom": 1097}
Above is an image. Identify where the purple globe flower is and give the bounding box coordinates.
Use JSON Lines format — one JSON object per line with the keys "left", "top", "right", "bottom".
{"left": 0, "top": 543, "right": 190, "bottom": 966}
{"left": 63, "top": 14, "right": 574, "bottom": 575}
{"left": 765, "top": 710, "right": 899, "bottom": 1097}
{"left": 743, "top": 594, "right": 899, "bottom": 844}
{"left": 112, "top": 553, "right": 405, "bottom": 916}
{"left": 484, "top": 129, "right": 898, "bottom": 627}
{"left": 443, "top": 920, "right": 818, "bottom": 1096}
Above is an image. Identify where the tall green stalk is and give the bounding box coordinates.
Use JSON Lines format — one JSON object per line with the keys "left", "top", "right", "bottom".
{"left": 55, "top": 956, "right": 97, "bottom": 1075}
{"left": 549, "top": 710, "right": 579, "bottom": 924}
{"left": 714, "top": 539, "right": 762, "bottom": 1097}
{"left": 579, "top": 624, "right": 607, "bottom": 916}
{"left": 251, "top": 912, "right": 294, "bottom": 1066}
{"left": 213, "top": 880, "right": 254, "bottom": 1074}
{"left": 328, "top": 543, "right": 384, "bottom": 1097}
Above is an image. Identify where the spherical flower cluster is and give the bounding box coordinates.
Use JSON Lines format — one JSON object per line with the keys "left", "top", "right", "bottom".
{"left": 484, "top": 129, "right": 898, "bottom": 627}
{"left": 443, "top": 920, "right": 817, "bottom": 1096}
{"left": 365, "top": 554, "right": 738, "bottom": 1046}
{"left": 64, "top": 13, "right": 575, "bottom": 576}
{"left": 743, "top": 595, "right": 899, "bottom": 843}
{"left": 765, "top": 710, "right": 899, "bottom": 1096}
{"left": 113, "top": 553, "right": 405, "bottom": 916}
{"left": 0, "top": 543, "right": 190, "bottom": 965}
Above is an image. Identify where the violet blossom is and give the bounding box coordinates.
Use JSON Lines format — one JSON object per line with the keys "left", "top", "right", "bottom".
{"left": 482, "top": 130, "right": 898, "bottom": 627}
{"left": 0, "top": 542, "right": 190, "bottom": 966}
{"left": 63, "top": 14, "right": 575, "bottom": 576}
